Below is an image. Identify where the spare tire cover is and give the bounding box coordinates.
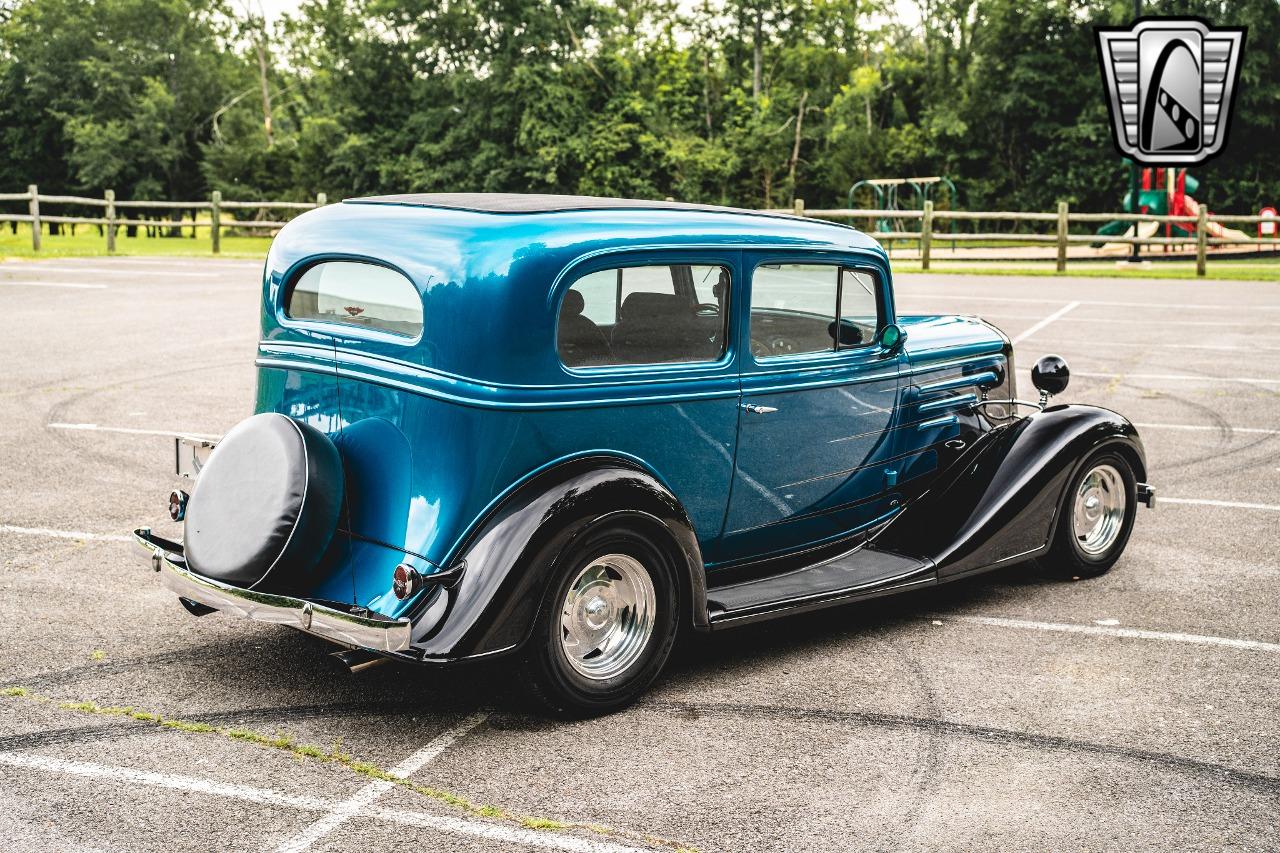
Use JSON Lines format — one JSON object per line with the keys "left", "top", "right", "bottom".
{"left": 184, "top": 413, "right": 344, "bottom": 588}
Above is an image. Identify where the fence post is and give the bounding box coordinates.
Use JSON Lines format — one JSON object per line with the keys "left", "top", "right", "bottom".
{"left": 28, "top": 184, "right": 40, "bottom": 251}
{"left": 1196, "top": 203, "right": 1208, "bottom": 277}
{"left": 211, "top": 190, "right": 221, "bottom": 254}
{"left": 104, "top": 189, "right": 116, "bottom": 253}
{"left": 1056, "top": 201, "right": 1069, "bottom": 273}
{"left": 793, "top": 198, "right": 805, "bottom": 217}
{"left": 920, "top": 200, "right": 933, "bottom": 270}
{"left": 316, "top": 192, "right": 327, "bottom": 207}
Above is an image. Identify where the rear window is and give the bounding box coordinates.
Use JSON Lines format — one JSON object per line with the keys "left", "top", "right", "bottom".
{"left": 286, "top": 260, "right": 422, "bottom": 338}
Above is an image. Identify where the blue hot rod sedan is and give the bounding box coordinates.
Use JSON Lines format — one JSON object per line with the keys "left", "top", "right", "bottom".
{"left": 136, "top": 194, "right": 1154, "bottom": 715}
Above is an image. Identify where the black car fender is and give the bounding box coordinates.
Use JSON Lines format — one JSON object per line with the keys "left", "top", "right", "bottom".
{"left": 874, "top": 404, "right": 1147, "bottom": 579}
{"left": 411, "top": 456, "right": 709, "bottom": 661}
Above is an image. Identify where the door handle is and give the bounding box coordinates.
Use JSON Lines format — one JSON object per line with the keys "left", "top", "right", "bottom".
{"left": 741, "top": 403, "right": 779, "bottom": 414}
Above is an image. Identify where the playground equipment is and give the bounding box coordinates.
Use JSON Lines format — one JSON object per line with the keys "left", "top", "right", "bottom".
{"left": 1097, "top": 167, "right": 1252, "bottom": 253}
{"left": 848, "top": 176, "right": 958, "bottom": 234}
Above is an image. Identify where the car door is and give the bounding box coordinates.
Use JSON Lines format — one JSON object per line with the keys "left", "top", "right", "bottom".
{"left": 716, "top": 258, "right": 905, "bottom": 566}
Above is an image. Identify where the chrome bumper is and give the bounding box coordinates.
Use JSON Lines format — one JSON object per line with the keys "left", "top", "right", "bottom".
{"left": 133, "top": 528, "right": 412, "bottom": 653}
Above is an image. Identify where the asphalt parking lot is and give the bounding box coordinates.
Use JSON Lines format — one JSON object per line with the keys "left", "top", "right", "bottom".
{"left": 1, "top": 256, "right": 1278, "bottom": 852}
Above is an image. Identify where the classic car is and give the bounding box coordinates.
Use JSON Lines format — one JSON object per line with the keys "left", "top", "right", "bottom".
{"left": 135, "top": 194, "right": 1155, "bottom": 716}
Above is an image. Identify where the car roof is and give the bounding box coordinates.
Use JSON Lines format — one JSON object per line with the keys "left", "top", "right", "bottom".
{"left": 349, "top": 192, "right": 797, "bottom": 219}
{"left": 265, "top": 195, "right": 890, "bottom": 382}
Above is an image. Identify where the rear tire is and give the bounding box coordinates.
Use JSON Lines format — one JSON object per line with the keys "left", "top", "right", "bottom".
{"left": 517, "top": 522, "right": 679, "bottom": 718}
{"left": 1042, "top": 450, "right": 1137, "bottom": 579}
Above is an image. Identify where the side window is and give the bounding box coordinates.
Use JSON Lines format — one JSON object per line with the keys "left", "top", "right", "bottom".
{"left": 749, "top": 264, "right": 839, "bottom": 358}
{"left": 286, "top": 260, "right": 422, "bottom": 338}
{"left": 837, "top": 269, "right": 880, "bottom": 347}
{"left": 558, "top": 264, "right": 729, "bottom": 368}
{"left": 749, "top": 263, "right": 881, "bottom": 359}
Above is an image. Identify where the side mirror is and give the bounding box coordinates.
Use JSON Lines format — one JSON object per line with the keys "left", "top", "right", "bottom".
{"left": 1031, "top": 354, "right": 1070, "bottom": 398}
{"left": 879, "top": 323, "right": 906, "bottom": 353}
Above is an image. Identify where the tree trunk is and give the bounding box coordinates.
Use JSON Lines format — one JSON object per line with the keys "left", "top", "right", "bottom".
{"left": 256, "top": 38, "right": 274, "bottom": 146}
{"left": 702, "top": 51, "right": 714, "bottom": 136}
{"left": 752, "top": 9, "right": 763, "bottom": 100}
{"left": 787, "top": 90, "right": 809, "bottom": 204}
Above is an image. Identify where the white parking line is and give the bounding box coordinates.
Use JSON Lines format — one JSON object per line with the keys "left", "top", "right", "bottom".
{"left": 1075, "top": 371, "right": 1280, "bottom": 386}
{"left": 49, "top": 422, "right": 222, "bottom": 441}
{"left": 1135, "top": 422, "right": 1280, "bottom": 436}
{"left": 1030, "top": 338, "right": 1280, "bottom": 353}
{"left": 939, "top": 615, "right": 1280, "bottom": 653}
{"left": 1010, "top": 301, "right": 1079, "bottom": 344}
{"left": 0, "top": 265, "right": 218, "bottom": 277}
{"left": 0, "top": 281, "right": 107, "bottom": 289}
{"left": 897, "top": 292, "right": 1280, "bottom": 311}
{"left": 0, "top": 524, "right": 132, "bottom": 543}
{"left": 968, "top": 312, "right": 1280, "bottom": 328}
{"left": 277, "top": 710, "right": 491, "bottom": 853}
{"left": 0, "top": 751, "right": 646, "bottom": 853}
{"left": 0, "top": 752, "right": 328, "bottom": 809}
{"left": 1160, "top": 497, "right": 1280, "bottom": 512}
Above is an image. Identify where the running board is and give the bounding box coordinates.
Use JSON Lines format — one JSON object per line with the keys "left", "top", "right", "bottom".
{"left": 706, "top": 546, "right": 935, "bottom": 628}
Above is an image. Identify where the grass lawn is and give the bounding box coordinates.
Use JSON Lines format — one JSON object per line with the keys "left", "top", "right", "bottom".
{"left": 892, "top": 259, "right": 1280, "bottom": 282}
{"left": 0, "top": 223, "right": 271, "bottom": 259}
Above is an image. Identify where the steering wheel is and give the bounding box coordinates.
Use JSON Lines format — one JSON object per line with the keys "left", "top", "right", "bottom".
{"left": 751, "top": 335, "right": 800, "bottom": 358}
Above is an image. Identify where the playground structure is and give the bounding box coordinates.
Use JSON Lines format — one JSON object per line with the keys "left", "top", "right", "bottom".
{"left": 1096, "top": 167, "right": 1253, "bottom": 253}
{"left": 848, "top": 176, "right": 958, "bottom": 234}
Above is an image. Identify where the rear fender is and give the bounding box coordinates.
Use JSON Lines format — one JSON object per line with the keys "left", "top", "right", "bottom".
{"left": 412, "top": 457, "right": 707, "bottom": 660}
{"left": 873, "top": 405, "right": 1146, "bottom": 578}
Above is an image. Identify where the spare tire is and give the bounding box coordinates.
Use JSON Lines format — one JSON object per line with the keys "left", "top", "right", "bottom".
{"left": 184, "top": 413, "right": 344, "bottom": 588}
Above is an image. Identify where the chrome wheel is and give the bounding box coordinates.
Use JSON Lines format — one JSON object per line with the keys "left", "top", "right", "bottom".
{"left": 1072, "top": 463, "right": 1127, "bottom": 557}
{"left": 559, "top": 553, "right": 656, "bottom": 681}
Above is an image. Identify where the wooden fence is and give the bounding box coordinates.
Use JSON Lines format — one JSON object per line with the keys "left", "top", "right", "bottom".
{"left": 3, "top": 186, "right": 1277, "bottom": 276}
{"left": 776, "top": 199, "right": 1278, "bottom": 277}
{"left": 0, "top": 185, "right": 326, "bottom": 254}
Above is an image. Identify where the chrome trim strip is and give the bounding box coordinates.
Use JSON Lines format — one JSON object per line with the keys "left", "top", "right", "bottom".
{"left": 903, "top": 354, "right": 1003, "bottom": 379}
{"left": 917, "top": 370, "right": 998, "bottom": 394}
{"left": 133, "top": 528, "right": 411, "bottom": 653}
{"left": 917, "top": 392, "right": 977, "bottom": 413}
{"left": 255, "top": 356, "right": 742, "bottom": 410}
{"left": 915, "top": 414, "right": 959, "bottom": 430}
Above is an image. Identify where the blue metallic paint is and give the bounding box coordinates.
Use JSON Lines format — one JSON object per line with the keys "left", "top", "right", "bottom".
{"left": 239, "top": 200, "right": 1140, "bottom": 663}
{"left": 255, "top": 203, "right": 896, "bottom": 622}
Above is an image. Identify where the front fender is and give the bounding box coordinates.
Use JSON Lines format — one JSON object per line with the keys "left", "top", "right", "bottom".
{"left": 874, "top": 404, "right": 1147, "bottom": 578}
{"left": 411, "top": 456, "right": 707, "bottom": 661}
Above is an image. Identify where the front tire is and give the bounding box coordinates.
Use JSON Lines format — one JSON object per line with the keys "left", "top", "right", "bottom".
{"left": 517, "top": 522, "right": 679, "bottom": 717}
{"left": 1042, "top": 450, "right": 1137, "bottom": 579}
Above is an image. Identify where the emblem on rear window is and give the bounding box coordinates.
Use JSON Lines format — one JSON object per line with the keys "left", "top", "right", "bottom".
{"left": 1095, "top": 17, "right": 1245, "bottom": 166}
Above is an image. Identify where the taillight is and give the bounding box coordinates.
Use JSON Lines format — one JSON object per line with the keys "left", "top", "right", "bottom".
{"left": 392, "top": 563, "right": 421, "bottom": 600}
{"left": 168, "top": 490, "right": 189, "bottom": 522}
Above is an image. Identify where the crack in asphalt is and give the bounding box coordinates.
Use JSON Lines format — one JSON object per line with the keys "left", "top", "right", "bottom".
{"left": 0, "top": 697, "right": 476, "bottom": 753}
{"left": 641, "top": 699, "right": 1280, "bottom": 794}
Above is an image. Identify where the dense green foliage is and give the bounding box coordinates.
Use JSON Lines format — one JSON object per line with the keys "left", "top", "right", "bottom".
{"left": 1, "top": 0, "right": 1277, "bottom": 212}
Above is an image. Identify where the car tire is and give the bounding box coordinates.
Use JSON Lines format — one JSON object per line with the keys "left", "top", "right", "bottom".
{"left": 1042, "top": 449, "right": 1137, "bottom": 579}
{"left": 517, "top": 521, "right": 680, "bottom": 718}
